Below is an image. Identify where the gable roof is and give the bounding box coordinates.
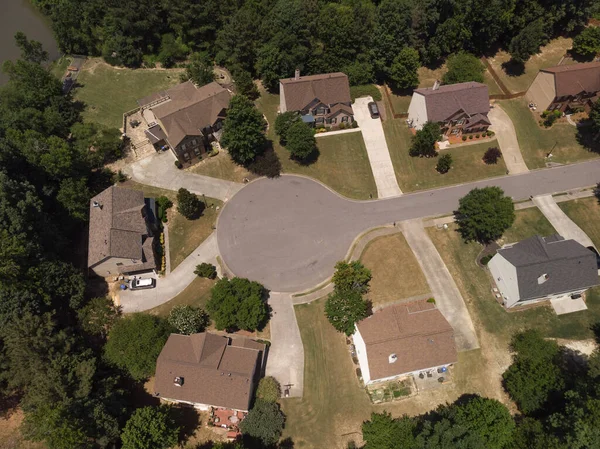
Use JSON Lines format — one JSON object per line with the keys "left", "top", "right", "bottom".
{"left": 140, "top": 81, "right": 231, "bottom": 148}
{"left": 498, "top": 234, "right": 599, "bottom": 301}
{"left": 280, "top": 72, "right": 352, "bottom": 112}
{"left": 88, "top": 186, "right": 148, "bottom": 267}
{"left": 154, "top": 332, "right": 265, "bottom": 411}
{"left": 414, "top": 82, "right": 489, "bottom": 123}
{"left": 356, "top": 300, "right": 457, "bottom": 381}
{"left": 542, "top": 61, "right": 600, "bottom": 97}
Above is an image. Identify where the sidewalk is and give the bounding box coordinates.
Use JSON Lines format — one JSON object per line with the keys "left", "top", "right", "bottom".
{"left": 314, "top": 128, "right": 361, "bottom": 138}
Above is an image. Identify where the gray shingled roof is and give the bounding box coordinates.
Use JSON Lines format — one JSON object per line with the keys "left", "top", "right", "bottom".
{"left": 498, "top": 235, "right": 599, "bottom": 301}
{"left": 414, "top": 82, "right": 489, "bottom": 123}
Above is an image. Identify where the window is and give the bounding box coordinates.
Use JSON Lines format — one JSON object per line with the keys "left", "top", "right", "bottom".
{"left": 457, "top": 119, "right": 465, "bottom": 125}
{"left": 183, "top": 152, "right": 190, "bottom": 161}
{"left": 191, "top": 139, "right": 197, "bottom": 146}
{"left": 331, "top": 118, "right": 337, "bottom": 124}
{"left": 181, "top": 143, "right": 187, "bottom": 151}
{"left": 116, "top": 262, "right": 123, "bottom": 266}
{"left": 316, "top": 107, "right": 326, "bottom": 115}
{"left": 341, "top": 116, "right": 348, "bottom": 123}
{"left": 315, "top": 117, "right": 324, "bottom": 124}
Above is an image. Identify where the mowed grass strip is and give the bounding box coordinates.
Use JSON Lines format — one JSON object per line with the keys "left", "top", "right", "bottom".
{"left": 487, "top": 37, "right": 573, "bottom": 93}
{"left": 188, "top": 151, "right": 254, "bottom": 183}
{"left": 498, "top": 98, "right": 594, "bottom": 169}
{"left": 281, "top": 298, "right": 372, "bottom": 449}
{"left": 500, "top": 207, "right": 557, "bottom": 244}
{"left": 256, "top": 88, "right": 378, "bottom": 200}
{"left": 74, "top": 58, "right": 183, "bottom": 129}
{"left": 360, "top": 233, "right": 430, "bottom": 308}
{"left": 427, "top": 210, "right": 600, "bottom": 343}
{"left": 559, "top": 197, "right": 600, "bottom": 249}
{"left": 148, "top": 276, "right": 215, "bottom": 317}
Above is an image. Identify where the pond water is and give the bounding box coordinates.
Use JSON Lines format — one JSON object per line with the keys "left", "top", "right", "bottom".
{"left": 0, "top": 0, "right": 60, "bottom": 84}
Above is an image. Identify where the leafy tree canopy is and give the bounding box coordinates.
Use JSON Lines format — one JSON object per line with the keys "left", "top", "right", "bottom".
{"left": 332, "top": 261, "right": 372, "bottom": 293}
{"left": 221, "top": 95, "right": 267, "bottom": 165}
{"left": 121, "top": 406, "right": 179, "bottom": 449}
{"left": 442, "top": 52, "right": 485, "bottom": 84}
{"left": 409, "top": 122, "right": 440, "bottom": 158}
{"left": 240, "top": 399, "right": 285, "bottom": 446}
{"left": 509, "top": 20, "right": 547, "bottom": 63}
{"left": 389, "top": 47, "right": 420, "bottom": 90}
{"left": 572, "top": 26, "right": 600, "bottom": 60}
{"left": 168, "top": 305, "right": 209, "bottom": 335}
{"left": 256, "top": 376, "right": 282, "bottom": 403}
{"left": 285, "top": 121, "right": 317, "bottom": 161}
{"left": 325, "top": 289, "right": 369, "bottom": 336}
{"left": 177, "top": 187, "right": 204, "bottom": 219}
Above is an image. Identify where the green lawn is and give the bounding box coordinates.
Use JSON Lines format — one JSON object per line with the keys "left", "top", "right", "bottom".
{"left": 487, "top": 37, "right": 573, "bottom": 93}
{"left": 189, "top": 151, "right": 254, "bottom": 183}
{"left": 498, "top": 98, "right": 596, "bottom": 169}
{"left": 383, "top": 108, "right": 507, "bottom": 191}
{"left": 74, "top": 58, "right": 183, "bottom": 129}
{"left": 148, "top": 277, "right": 215, "bottom": 317}
{"left": 501, "top": 207, "right": 557, "bottom": 244}
{"left": 428, "top": 210, "right": 600, "bottom": 344}
{"left": 256, "top": 89, "right": 378, "bottom": 200}
{"left": 559, "top": 197, "right": 600, "bottom": 249}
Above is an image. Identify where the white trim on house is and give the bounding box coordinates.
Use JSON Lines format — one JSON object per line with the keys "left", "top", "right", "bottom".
{"left": 353, "top": 326, "right": 371, "bottom": 384}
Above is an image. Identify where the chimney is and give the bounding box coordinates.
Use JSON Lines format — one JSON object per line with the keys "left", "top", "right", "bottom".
{"left": 388, "top": 354, "right": 398, "bottom": 364}
{"left": 433, "top": 80, "right": 440, "bottom": 91}
{"left": 295, "top": 68, "right": 300, "bottom": 80}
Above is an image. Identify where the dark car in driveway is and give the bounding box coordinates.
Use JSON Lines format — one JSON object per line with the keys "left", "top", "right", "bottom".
{"left": 368, "top": 101, "right": 380, "bottom": 119}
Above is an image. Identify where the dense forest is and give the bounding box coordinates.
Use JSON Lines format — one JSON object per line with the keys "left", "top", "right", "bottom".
{"left": 31, "top": 0, "right": 596, "bottom": 89}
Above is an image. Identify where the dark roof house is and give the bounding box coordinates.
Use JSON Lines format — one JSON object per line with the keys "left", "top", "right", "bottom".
{"left": 88, "top": 186, "right": 156, "bottom": 277}
{"left": 279, "top": 71, "right": 354, "bottom": 123}
{"left": 353, "top": 300, "right": 457, "bottom": 384}
{"left": 154, "top": 332, "right": 265, "bottom": 411}
{"left": 488, "top": 234, "right": 599, "bottom": 307}
{"left": 407, "top": 81, "right": 490, "bottom": 131}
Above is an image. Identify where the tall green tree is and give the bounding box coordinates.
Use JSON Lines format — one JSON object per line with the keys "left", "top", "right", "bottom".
{"left": 325, "top": 289, "right": 369, "bottom": 336}
{"left": 362, "top": 412, "right": 416, "bottom": 449}
{"left": 285, "top": 121, "right": 316, "bottom": 161}
{"left": 332, "top": 261, "right": 372, "bottom": 294}
{"left": 572, "top": 26, "right": 600, "bottom": 60}
{"left": 509, "top": 20, "right": 547, "bottom": 63}
{"left": 240, "top": 399, "right": 285, "bottom": 446}
{"left": 121, "top": 406, "right": 179, "bottom": 449}
{"left": 409, "top": 122, "right": 440, "bottom": 158}
{"left": 181, "top": 52, "right": 215, "bottom": 86}
{"left": 221, "top": 95, "right": 267, "bottom": 164}
{"left": 389, "top": 47, "right": 420, "bottom": 90}
{"left": 442, "top": 52, "right": 485, "bottom": 84}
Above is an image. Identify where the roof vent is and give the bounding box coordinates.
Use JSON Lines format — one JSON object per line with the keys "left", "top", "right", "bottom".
{"left": 92, "top": 201, "right": 102, "bottom": 208}
{"left": 389, "top": 354, "right": 398, "bottom": 364}
{"left": 537, "top": 273, "right": 549, "bottom": 285}
{"left": 174, "top": 376, "right": 184, "bottom": 387}
{"left": 432, "top": 80, "right": 441, "bottom": 91}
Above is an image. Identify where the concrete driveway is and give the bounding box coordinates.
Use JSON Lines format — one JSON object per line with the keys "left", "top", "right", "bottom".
{"left": 119, "top": 233, "right": 220, "bottom": 312}
{"left": 123, "top": 151, "right": 243, "bottom": 201}
{"left": 488, "top": 105, "right": 529, "bottom": 174}
{"left": 218, "top": 158, "right": 600, "bottom": 292}
{"left": 266, "top": 292, "right": 304, "bottom": 397}
{"left": 401, "top": 220, "right": 479, "bottom": 351}
{"left": 532, "top": 194, "right": 596, "bottom": 249}
{"left": 353, "top": 97, "right": 403, "bottom": 198}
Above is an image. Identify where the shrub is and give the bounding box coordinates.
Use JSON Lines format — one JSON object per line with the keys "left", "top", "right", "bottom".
{"left": 475, "top": 134, "right": 480, "bottom": 138}
{"left": 468, "top": 135, "right": 473, "bottom": 139}
{"left": 176, "top": 188, "right": 204, "bottom": 219}
{"left": 436, "top": 153, "right": 452, "bottom": 174}
{"left": 462, "top": 135, "right": 467, "bottom": 141}
{"left": 338, "top": 122, "right": 347, "bottom": 129}
{"left": 543, "top": 110, "right": 561, "bottom": 127}
{"left": 480, "top": 254, "right": 494, "bottom": 265}
{"left": 427, "top": 297, "right": 436, "bottom": 304}
{"left": 351, "top": 121, "right": 358, "bottom": 128}
{"left": 256, "top": 376, "right": 281, "bottom": 403}
{"left": 168, "top": 305, "right": 209, "bottom": 335}
{"left": 114, "top": 170, "right": 127, "bottom": 183}
{"left": 174, "top": 160, "right": 182, "bottom": 169}
{"left": 483, "top": 147, "right": 502, "bottom": 164}
{"left": 195, "top": 262, "right": 217, "bottom": 279}
{"left": 156, "top": 196, "right": 173, "bottom": 223}
{"left": 486, "top": 130, "right": 493, "bottom": 137}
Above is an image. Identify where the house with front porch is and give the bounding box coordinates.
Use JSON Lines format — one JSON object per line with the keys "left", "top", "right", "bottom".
{"left": 279, "top": 71, "right": 354, "bottom": 127}
{"left": 407, "top": 81, "right": 491, "bottom": 137}
{"left": 137, "top": 81, "right": 232, "bottom": 163}
{"left": 526, "top": 61, "right": 600, "bottom": 113}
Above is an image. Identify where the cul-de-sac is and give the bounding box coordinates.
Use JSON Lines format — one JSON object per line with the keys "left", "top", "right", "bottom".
{"left": 2, "top": 1, "right": 600, "bottom": 448}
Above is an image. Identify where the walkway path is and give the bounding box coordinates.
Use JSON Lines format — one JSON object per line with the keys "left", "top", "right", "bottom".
{"left": 218, "top": 158, "right": 600, "bottom": 292}
{"left": 488, "top": 105, "right": 529, "bottom": 174}
{"left": 119, "top": 233, "right": 220, "bottom": 312}
{"left": 401, "top": 220, "right": 479, "bottom": 351}
{"left": 353, "top": 97, "right": 403, "bottom": 198}
{"left": 123, "top": 151, "right": 243, "bottom": 202}
{"left": 266, "top": 292, "right": 305, "bottom": 397}
{"left": 314, "top": 128, "right": 361, "bottom": 138}
{"left": 532, "top": 194, "right": 596, "bottom": 249}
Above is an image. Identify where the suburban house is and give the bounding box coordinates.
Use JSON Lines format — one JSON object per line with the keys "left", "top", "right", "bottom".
{"left": 137, "top": 81, "right": 232, "bottom": 163}
{"left": 353, "top": 299, "right": 457, "bottom": 385}
{"left": 526, "top": 61, "right": 600, "bottom": 113}
{"left": 407, "top": 81, "right": 491, "bottom": 136}
{"left": 154, "top": 332, "right": 266, "bottom": 412}
{"left": 88, "top": 186, "right": 158, "bottom": 278}
{"left": 488, "top": 234, "right": 599, "bottom": 308}
{"left": 279, "top": 71, "right": 354, "bottom": 126}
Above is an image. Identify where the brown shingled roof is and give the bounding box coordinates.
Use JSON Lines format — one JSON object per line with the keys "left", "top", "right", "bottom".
{"left": 356, "top": 300, "right": 457, "bottom": 381}
{"left": 414, "top": 82, "right": 489, "bottom": 123}
{"left": 542, "top": 61, "right": 600, "bottom": 97}
{"left": 143, "top": 81, "right": 232, "bottom": 148}
{"left": 154, "top": 333, "right": 265, "bottom": 411}
{"left": 88, "top": 186, "right": 148, "bottom": 267}
{"left": 280, "top": 72, "right": 352, "bottom": 111}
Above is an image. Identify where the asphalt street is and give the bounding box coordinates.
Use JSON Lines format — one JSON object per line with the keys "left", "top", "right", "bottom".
{"left": 217, "top": 159, "right": 600, "bottom": 292}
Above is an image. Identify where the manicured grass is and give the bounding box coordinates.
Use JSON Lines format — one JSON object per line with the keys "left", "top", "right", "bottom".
{"left": 350, "top": 84, "right": 382, "bottom": 101}
{"left": 559, "top": 197, "right": 600, "bottom": 249}
{"left": 122, "top": 180, "right": 221, "bottom": 272}
{"left": 50, "top": 55, "right": 71, "bottom": 79}
{"left": 498, "top": 98, "right": 595, "bottom": 169}
{"left": 487, "top": 37, "right": 573, "bottom": 93}
{"left": 483, "top": 70, "right": 504, "bottom": 96}
{"left": 188, "top": 151, "right": 254, "bottom": 183}
{"left": 74, "top": 58, "right": 183, "bottom": 129}
{"left": 389, "top": 91, "right": 412, "bottom": 114}
{"left": 360, "top": 233, "right": 430, "bottom": 308}
{"left": 168, "top": 198, "right": 222, "bottom": 271}
{"left": 501, "top": 207, "right": 557, "bottom": 244}
{"left": 281, "top": 298, "right": 372, "bottom": 449}
{"left": 256, "top": 89, "right": 378, "bottom": 200}
{"left": 148, "top": 276, "right": 215, "bottom": 317}
{"left": 427, "top": 213, "right": 600, "bottom": 344}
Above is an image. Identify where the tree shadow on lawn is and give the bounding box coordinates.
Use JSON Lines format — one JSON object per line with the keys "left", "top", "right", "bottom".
{"left": 576, "top": 126, "right": 600, "bottom": 154}
{"left": 501, "top": 59, "right": 525, "bottom": 77}
{"left": 246, "top": 143, "right": 282, "bottom": 178}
